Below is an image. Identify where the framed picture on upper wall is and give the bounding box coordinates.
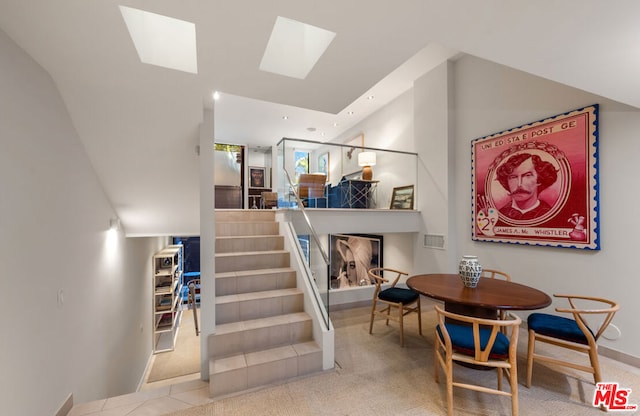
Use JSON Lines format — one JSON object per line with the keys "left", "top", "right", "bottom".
{"left": 471, "top": 104, "right": 600, "bottom": 250}
{"left": 318, "top": 152, "right": 330, "bottom": 182}
{"left": 390, "top": 185, "right": 414, "bottom": 210}
{"left": 249, "top": 166, "right": 265, "bottom": 188}
{"left": 329, "top": 233, "right": 383, "bottom": 290}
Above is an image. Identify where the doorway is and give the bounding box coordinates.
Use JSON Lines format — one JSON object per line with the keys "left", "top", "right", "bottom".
{"left": 214, "top": 143, "right": 244, "bottom": 208}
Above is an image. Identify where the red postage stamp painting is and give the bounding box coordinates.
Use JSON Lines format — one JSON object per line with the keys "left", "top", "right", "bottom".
{"left": 472, "top": 105, "right": 599, "bottom": 250}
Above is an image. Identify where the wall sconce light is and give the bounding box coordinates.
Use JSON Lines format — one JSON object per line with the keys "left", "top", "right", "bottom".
{"left": 109, "top": 218, "right": 121, "bottom": 231}
{"left": 358, "top": 151, "right": 376, "bottom": 181}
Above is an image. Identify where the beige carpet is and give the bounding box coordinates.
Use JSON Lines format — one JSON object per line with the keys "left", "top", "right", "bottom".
{"left": 147, "top": 308, "right": 201, "bottom": 383}
{"left": 165, "top": 304, "right": 640, "bottom": 415}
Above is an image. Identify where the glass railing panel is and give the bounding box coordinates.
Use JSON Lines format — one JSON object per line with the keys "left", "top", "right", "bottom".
{"left": 275, "top": 138, "right": 418, "bottom": 210}
{"left": 289, "top": 215, "right": 330, "bottom": 325}
{"left": 282, "top": 168, "right": 330, "bottom": 329}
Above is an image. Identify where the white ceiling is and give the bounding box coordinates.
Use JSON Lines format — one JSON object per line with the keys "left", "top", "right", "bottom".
{"left": 1, "top": 1, "right": 638, "bottom": 235}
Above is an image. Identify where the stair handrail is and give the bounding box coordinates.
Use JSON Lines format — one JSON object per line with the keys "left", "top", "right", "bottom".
{"left": 283, "top": 169, "right": 330, "bottom": 266}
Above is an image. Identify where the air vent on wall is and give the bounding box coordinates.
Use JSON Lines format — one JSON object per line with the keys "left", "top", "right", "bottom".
{"left": 424, "top": 234, "right": 445, "bottom": 249}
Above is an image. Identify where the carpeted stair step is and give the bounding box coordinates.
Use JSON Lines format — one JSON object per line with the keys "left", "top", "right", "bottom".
{"left": 215, "top": 250, "right": 290, "bottom": 273}
{"left": 216, "top": 221, "right": 279, "bottom": 237}
{"left": 215, "top": 210, "right": 275, "bottom": 223}
{"left": 209, "top": 341, "right": 322, "bottom": 397}
{"left": 216, "top": 267, "right": 297, "bottom": 296}
{"left": 215, "top": 234, "right": 284, "bottom": 253}
{"left": 208, "top": 312, "right": 312, "bottom": 360}
{"left": 216, "top": 288, "right": 304, "bottom": 324}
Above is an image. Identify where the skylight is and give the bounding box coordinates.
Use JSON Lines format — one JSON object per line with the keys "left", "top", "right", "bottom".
{"left": 119, "top": 6, "right": 197, "bottom": 74}
{"left": 259, "top": 16, "right": 336, "bottom": 80}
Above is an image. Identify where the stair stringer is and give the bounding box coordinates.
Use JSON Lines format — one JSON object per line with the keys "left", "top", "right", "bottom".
{"left": 276, "top": 214, "right": 335, "bottom": 371}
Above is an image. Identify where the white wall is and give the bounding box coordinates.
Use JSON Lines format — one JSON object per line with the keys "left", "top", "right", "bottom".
{"left": 214, "top": 150, "right": 241, "bottom": 186}
{"left": 330, "top": 92, "right": 417, "bottom": 286}
{"left": 413, "top": 61, "right": 458, "bottom": 273}
{"left": 445, "top": 55, "right": 639, "bottom": 359}
{"left": 0, "top": 29, "right": 164, "bottom": 415}
{"left": 337, "top": 90, "right": 414, "bottom": 152}
{"left": 336, "top": 55, "right": 640, "bottom": 361}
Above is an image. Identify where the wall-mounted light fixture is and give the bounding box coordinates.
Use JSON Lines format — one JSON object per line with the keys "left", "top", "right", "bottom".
{"left": 358, "top": 151, "right": 376, "bottom": 181}
{"left": 109, "top": 218, "right": 122, "bottom": 231}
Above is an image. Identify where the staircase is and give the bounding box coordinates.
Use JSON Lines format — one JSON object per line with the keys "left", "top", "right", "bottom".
{"left": 209, "top": 209, "right": 323, "bottom": 397}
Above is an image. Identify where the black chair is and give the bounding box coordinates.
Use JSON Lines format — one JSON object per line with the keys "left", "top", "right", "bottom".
{"left": 368, "top": 267, "right": 422, "bottom": 347}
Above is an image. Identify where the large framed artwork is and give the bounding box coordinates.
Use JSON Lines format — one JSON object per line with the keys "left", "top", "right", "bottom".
{"left": 329, "top": 234, "right": 383, "bottom": 289}
{"left": 471, "top": 105, "right": 600, "bottom": 250}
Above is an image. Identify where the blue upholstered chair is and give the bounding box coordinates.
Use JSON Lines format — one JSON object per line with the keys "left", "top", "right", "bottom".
{"left": 526, "top": 294, "right": 619, "bottom": 387}
{"left": 434, "top": 304, "right": 522, "bottom": 416}
{"left": 368, "top": 268, "right": 422, "bottom": 347}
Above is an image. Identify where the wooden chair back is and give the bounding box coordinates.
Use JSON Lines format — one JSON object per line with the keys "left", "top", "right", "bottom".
{"left": 481, "top": 268, "right": 511, "bottom": 281}
{"left": 367, "top": 267, "right": 422, "bottom": 347}
{"left": 434, "top": 304, "right": 522, "bottom": 416}
{"left": 261, "top": 191, "right": 278, "bottom": 209}
{"left": 526, "top": 294, "right": 620, "bottom": 387}
{"left": 298, "top": 173, "right": 326, "bottom": 199}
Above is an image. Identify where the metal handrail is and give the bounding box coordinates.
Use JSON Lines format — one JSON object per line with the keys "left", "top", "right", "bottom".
{"left": 283, "top": 169, "right": 331, "bottom": 330}
{"left": 283, "top": 169, "right": 330, "bottom": 266}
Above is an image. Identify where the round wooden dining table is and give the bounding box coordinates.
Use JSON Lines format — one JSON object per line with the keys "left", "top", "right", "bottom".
{"left": 406, "top": 273, "right": 552, "bottom": 318}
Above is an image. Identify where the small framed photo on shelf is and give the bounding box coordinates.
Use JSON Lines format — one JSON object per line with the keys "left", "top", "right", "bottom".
{"left": 390, "top": 185, "right": 415, "bottom": 210}
{"left": 249, "top": 166, "right": 266, "bottom": 188}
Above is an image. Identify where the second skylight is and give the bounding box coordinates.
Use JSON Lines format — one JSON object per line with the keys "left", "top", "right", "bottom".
{"left": 259, "top": 16, "right": 336, "bottom": 80}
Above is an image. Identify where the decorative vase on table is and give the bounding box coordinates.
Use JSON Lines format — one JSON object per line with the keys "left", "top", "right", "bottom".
{"left": 459, "top": 255, "right": 482, "bottom": 288}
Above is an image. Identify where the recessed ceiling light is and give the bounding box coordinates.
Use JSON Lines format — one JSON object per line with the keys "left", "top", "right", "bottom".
{"left": 119, "top": 6, "right": 197, "bottom": 74}
{"left": 367, "top": 95, "right": 375, "bottom": 100}
{"left": 212, "top": 91, "right": 220, "bottom": 100}
{"left": 259, "top": 16, "right": 336, "bottom": 79}
{"left": 333, "top": 122, "right": 339, "bottom": 127}
{"left": 282, "top": 116, "right": 289, "bottom": 120}
{"left": 348, "top": 111, "right": 354, "bottom": 115}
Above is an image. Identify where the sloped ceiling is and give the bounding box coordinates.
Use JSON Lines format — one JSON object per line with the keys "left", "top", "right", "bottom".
{"left": 0, "top": 1, "right": 638, "bottom": 235}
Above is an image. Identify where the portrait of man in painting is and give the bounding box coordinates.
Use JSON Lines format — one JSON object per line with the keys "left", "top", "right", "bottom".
{"left": 249, "top": 167, "right": 265, "bottom": 188}
{"left": 494, "top": 152, "right": 558, "bottom": 221}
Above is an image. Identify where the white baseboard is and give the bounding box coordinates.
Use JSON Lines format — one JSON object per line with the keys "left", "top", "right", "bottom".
{"left": 55, "top": 393, "right": 73, "bottom": 416}
{"left": 600, "top": 345, "right": 640, "bottom": 369}
{"left": 137, "top": 350, "right": 155, "bottom": 391}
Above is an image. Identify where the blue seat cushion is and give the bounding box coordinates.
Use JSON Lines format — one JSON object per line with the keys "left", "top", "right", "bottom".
{"left": 379, "top": 287, "right": 419, "bottom": 304}
{"left": 436, "top": 323, "right": 510, "bottom": 359}
{"left": 528, "top": 313, "right": 592, "bottom": 345}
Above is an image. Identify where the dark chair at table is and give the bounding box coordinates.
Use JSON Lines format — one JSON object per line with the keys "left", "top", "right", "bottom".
{"left": 434, "top": 304, "right": 522, "bottom": 416}
{"left": 526, "top": 294, "right": 620, "bottom": 387}
{"left": 368, "top": 267, "right": 422, "bottom": 347}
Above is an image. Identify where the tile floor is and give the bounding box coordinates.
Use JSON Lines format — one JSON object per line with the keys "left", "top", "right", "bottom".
{"left": 68, "top": 373, "right": 209, "bottom": 416}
